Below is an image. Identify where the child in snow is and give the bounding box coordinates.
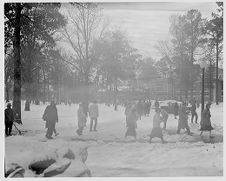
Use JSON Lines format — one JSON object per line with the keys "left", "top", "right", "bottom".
{"left": 125, "top": 105, "right": 138, "bottom": 139}
{"left": 76, "top": 103, "right": 86, "bottom": 136}
{"left": 200, "top": 102, "right": 213, "bottom": 138}
{"left": 149, "top": 108, "right": 166, "bottom": 143}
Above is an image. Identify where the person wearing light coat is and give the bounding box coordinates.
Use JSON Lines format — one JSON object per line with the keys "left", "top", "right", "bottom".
{"left": 77, "top": 103, "right": 86, "bottom": 135}
{"left": 89, "top": 100, "right": 99, "bottom": 132}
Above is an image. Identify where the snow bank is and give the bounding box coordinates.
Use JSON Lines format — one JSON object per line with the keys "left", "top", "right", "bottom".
{"left": 5, "top": 102, "right": 223, "bottom": 176}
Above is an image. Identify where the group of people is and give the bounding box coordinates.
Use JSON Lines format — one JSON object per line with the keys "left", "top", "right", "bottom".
{"left": 124, "top": 99, "right": 214, "bottom": 143}
{"left": 42, "top": 100, "right": 99, "bottom": 139}
{"left": 124, "top": 100, "right": 168, "bottom": 143}
{"left": 136, "top": 100, "right": 152, "bottom": 120}
{"left": 5, "top": 98, "right": 214, "bottom": 142}
{"left": 76, "top": 100, "right": 99, "bottom": 136}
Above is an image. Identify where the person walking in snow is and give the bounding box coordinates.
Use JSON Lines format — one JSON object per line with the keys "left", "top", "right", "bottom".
{"left": 160, "top": 108, "right": 169, "bottom": 130}
{"left": 5, "top": 103, "right": 14, "bottom": 136}
{"left": 144, "top": 100, "right": 150, "bottom": 116}
{"left": 42, "top": 101, "right": 58, "bottom": 139}
{"left": 89, "top": 100, "right": 99, "bottom": 132}
{"left": 200, "top": 103, "right": 214, "bottom": 138}
{"left": 173, "top": 102, "right": 179, "bottom": 119}
{"left": 191, "top": 100, "right": 198, "bottom": 124}
{"left": 136, "top": 100, "right": 143, "bottom": 120}
{"left": 149, "top": 107, "right": 166, "bottom": 143}
{"left": 76, "top": 103, "right": 86, "bottom": 135}
{"left": 177, "top": 102, "right": 191, "bottom": 135}
{"left": 125, "top": 105, "right": 138, "bottom": 139}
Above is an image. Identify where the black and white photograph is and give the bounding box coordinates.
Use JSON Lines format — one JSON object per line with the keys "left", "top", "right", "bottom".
{"left": 2, "top": 0, "right": 224, "bottom": 178}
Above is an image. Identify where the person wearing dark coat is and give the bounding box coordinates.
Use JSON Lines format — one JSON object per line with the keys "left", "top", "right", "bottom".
{"left": 136, "top": 100, "right": 143, "bottom": 120}
{"left": 177, "top": 102, "right": 191, "bottom": 135}
{"left": 125, "top": 105, "right": 138, "bottom": 139}
{"left": 200, "top": 103, "right": 213, "bottom": 137}
{"left": 191, "top": 101, "right": 198, "bottom": 124}
{"left": 82, "top": 102, "right": 89, "bottom": 117}
{"left": 149, "top": 108, "right": 166, "bottom": 143}
{"left": 147, "top": 101, "right": 152, "bottom": 115}
{"left": 154, "top": 100, "right": 160, "bottom": 108}
{"left": 5, "top": 103, "right": 14, "bottom": 136}
{"left": 173, "top": 102, "right": 179, "bottom": 119}
{"left": 42, "top": 101, "right": 58, "bottom": 139}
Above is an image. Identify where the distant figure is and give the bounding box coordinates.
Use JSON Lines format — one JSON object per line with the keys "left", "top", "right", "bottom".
{"left": 147, "top": 100, "right": 152, "bottom": 115}
{"left": 76, "top": 103, "right": 86, "bottom": 136}
{"left": 177, "top": 102, "right": 191, "bottom": 135}
{"left": 154, "top": 100, "right": 159, "bottom": 108}
{"left": 136, "top": 100, "right": 143, "bottom": 120}
{"left": 42, "top": 101, "right": 58, "bottom": 139}
{"left": 125, "top": 105, "right": 138, "bottom": 139}
{"left": 173, "top": 102, "right": 179, "bottom": 119}
{"left": 149, "top": 108, "right": 166, "bottom": 143}
{"left": 5, "top": 103, "right": 14, "bottom": 136}
{"left": 200, "top": 103, "right": 213, "bottom": 137}
{"left": 82, "top": 101, "right": 89, "bottom": 117}
{"left": 160, "top": 108, "right": 169, "bottom": 130}
{"left": 191, "top": 101, "right": 198, "bottom": 124}
{"left": 144, "top": 100, "right": 150, "bottom": 116}
{"left": 89, "top": 100, "right": 99, "bottom": 132}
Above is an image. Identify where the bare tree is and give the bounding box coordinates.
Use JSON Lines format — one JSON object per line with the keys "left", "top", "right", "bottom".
{"left": 60, "top": 3, "right": 102, "bottom": 85}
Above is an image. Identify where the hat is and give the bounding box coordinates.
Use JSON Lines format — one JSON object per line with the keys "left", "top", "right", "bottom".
{"left": 7, "top": 102, "right": 11, "bottom": 107}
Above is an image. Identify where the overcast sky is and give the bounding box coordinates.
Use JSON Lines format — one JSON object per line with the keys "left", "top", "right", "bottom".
{"left": 99, "top": 2, "right": 218, "bottom": 59}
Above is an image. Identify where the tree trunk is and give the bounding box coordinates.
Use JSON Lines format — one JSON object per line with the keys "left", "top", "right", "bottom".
{"left": 12, "top": 3, "right": 22, "bottom": 124}
{"left": 209, "top": 64, "right": 212, "bottom": 101}
{"left": 215, "top": 40, "right": 219, "bottom": 105}
{"left": 24, "top": 84, "right": 31, "bottom": 111}
{"left": 5, "top": 82, "right": 10, "bottom": 102}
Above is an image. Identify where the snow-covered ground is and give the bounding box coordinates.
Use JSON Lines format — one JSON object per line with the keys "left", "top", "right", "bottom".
{"left": 5, "top": 102, "right": 223, "bottom": 176}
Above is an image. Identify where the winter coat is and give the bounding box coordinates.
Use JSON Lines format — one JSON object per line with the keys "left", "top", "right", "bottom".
{"left": 136, "top": 102, "right": 143, "bottom": 115}
{"left": 89, "top": 104, "right": 99, "bottom": 118}
{"left": 77, "top": 107, "right": 86, "bottom": 129}
{"left": 125, "top": 109, "right": 138, "bottom": 137}
{"left": 150, "top": 113, "right": 163, "bottom": 138}
{"left": 42, "top": 105, "right": 58, "bottom": 128}
{"left": 5, "top": 108, "right": 14, "bottom": 124}
{"left": 153, "top": 113, "right": 161, "bottom": 128}
{"left": 178, "top": 106, "right": 189, "bottom": 129}
{"left": 154, "top": 101, "right": 160, "bottom": 108}
{"left": 160, "top": 109, "right": 168, "bottom": 122}
{"left": 174, "top": 103, "right": 179, "bottom": 115}
{"left": 200, "top": 108, "right": 213, "bottom": 131}
{"left": 126, "top": 109, "right": 138, "bottom": 129}
{"left": 82, "top": 102, "right": 89, "bottom": 116}
{"left": 191, "top": 103, "right": 197, "bottom": 114}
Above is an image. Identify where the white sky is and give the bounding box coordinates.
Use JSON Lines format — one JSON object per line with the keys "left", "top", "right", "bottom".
{"left": 99, "top": 2, "right": 218, "bottom": 59}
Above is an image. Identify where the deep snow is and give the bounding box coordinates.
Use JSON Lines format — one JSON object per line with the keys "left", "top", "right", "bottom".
{"left": 5, "top": 102, "right": 223, "bottom": 176}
